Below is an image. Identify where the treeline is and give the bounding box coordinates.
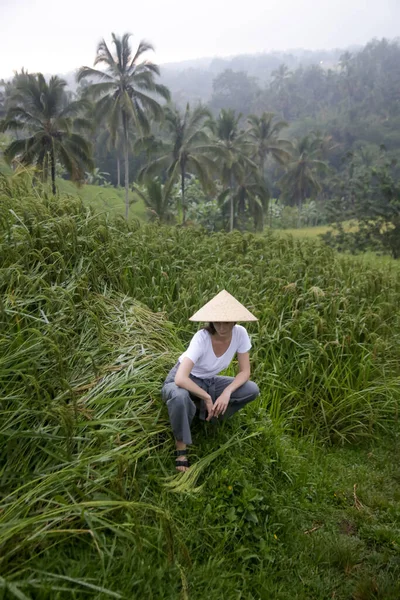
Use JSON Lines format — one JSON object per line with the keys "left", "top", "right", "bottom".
{"left": 1, "top": 35, "right": 400, "bottom": 255}
{"left": 160, "top": 46, "right": 345, "bottom": 106}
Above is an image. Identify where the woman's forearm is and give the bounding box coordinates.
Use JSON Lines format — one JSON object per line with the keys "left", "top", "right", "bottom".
{"left": 224, "top": 370, "right": 250, "bottom": 395}
{"left": 174, "top": 375, "right": 211, "bottom": 401}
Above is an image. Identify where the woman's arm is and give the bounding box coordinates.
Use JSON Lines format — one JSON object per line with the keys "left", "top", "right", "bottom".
{"left": 213, "top": 352, "right": 251, "bottom": 417}
{"left": 174, "top": 358, "right": 214, "bottom": 421}
{"left": 174, "top": 357, "right": 213, "bottom": 402}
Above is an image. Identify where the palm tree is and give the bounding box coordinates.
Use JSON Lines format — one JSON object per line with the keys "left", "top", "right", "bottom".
{"left": 246, "top": 112, "right": 291, "bottom": 174}
{"left": 77, "top": 33, "right": 170, "bottom": 219}
{"left": 212, "top": 109, "right": 258, "bottom": 231}
{"left": 132, "top": 178, "right": 176, "bottom": 223}
{"left": 279, "top": 134, "right": 330, "bottom": 220}
{"left": 271, "top": 64, "right": 293, "bottom": 119}
{"left": 0, "top": 70, "right": 30, "bottom": 123}
{"left": 271, "top": 64, "right": 292, "bottom": 91}
{"left": 219, "top": 169, "right": 269, "bottom": 232}
{"left": 1, "top": 73, "right": 93, "bottom": 194}
{"left": 140, "top": 104, "right": 215, "bottom": 224}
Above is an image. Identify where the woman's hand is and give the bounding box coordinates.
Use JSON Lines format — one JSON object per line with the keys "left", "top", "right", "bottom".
{"left": 204, "top": 394, "right": 215, "bottom": 421}
{"left": 213, "top": 390, "right": 231, "bottom": 418}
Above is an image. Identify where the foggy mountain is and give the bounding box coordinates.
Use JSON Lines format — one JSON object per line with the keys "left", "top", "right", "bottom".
{"left": 58, "top": 46, "right": 357, "bottom": 105}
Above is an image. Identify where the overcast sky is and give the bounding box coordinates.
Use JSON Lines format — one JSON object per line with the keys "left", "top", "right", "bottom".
{"left": 1, "top": 0, "right": 399, "bottom": 78}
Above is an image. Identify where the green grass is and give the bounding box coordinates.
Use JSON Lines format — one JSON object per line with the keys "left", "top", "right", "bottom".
{"left": 0, "top": 157, "right": 12, "bottom": 177}
{"left": 0, "top": 173, "right": 399, "bottom": 599}
{"left": 276, "top": 222, "right": 358, "bottom": 240}
{"left": 276, "top": 224, "right": 333, "bottom": 239}
{"left": 56, "top": 178, "right": 148, "bottom": 221}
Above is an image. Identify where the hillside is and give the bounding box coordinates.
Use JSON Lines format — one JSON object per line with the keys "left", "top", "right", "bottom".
{"left": 1, "top": 177, "right": 399, "bottom": 598}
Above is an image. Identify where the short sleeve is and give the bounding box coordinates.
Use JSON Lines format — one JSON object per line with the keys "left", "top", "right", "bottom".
{"left": 182, "top": 331, "right": 205, "bottom": 364}
{"left": 237, "top": 326, "right": 252, "bottom": 353}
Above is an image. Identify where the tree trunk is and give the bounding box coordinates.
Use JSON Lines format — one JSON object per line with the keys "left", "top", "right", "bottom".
{"left": 117, "top": 156, "right": 120, "bottom": 188}
{"left": 297, "top": 194, "right": 303, "bottom": 228}
{"left": 229, "top": 173, "right": 234, "bottom": 232}
{"left": 50, "top": 144, "right": 56, "bottom": 196}
{"left": 123, "top": 117, "right": 129, "bottom": 220}
{"left": 261, "top": 156, "right": 266, "bottom": 231}
{"left": 181, "top": 164, "right": 186, "bottom": 225}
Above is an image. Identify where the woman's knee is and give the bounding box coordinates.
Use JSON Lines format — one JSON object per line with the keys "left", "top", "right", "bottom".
{"left": 166, "top": 387, "right": 192, "bottom": 410}
{"left": 245, "top": 380, "right": 260, "bottom": 399}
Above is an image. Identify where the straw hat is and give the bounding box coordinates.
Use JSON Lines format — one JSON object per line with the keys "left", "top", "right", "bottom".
{"left": 189, "top": 290, "right": 258, "bottom": 322}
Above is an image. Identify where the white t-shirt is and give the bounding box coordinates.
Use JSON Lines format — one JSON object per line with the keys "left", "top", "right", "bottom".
{"left": 178, "top": 325, "right": 252, "bottom": 378}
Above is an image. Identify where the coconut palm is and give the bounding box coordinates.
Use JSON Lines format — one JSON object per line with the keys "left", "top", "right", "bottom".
{"left": 271, "top": 64, "right": 293, "bottom": 119}
{"left": 1, "top": 73, "right": 93, "bottom": 194}
{"left": 246, "top": 112, "right": 291, "bottom": 173}
{"left": 279, "top": 133, "right": 330, "bottom": 218}
{"left": 271, "top": 64, "right": 293, "bottom": 90}
{"left": 219, "top": 169, "right": 269, "bottom": 232}
{"left": 132, "top": 178, "right": 176, "bottom": 223}
{"left": 212, "top": 109, "right": 258, "bottom": 231}
{"left": 140, "top": 104, "right": 215, "bottom": 224}
{"left": 77, "top": 33, "right": 170, "bottom": 219}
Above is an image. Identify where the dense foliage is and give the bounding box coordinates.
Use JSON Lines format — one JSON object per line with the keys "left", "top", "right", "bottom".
{"left": 2, "top": 36, "right": 400, "bottom": 240}
{"left": 322, "top": 152, "right": 400, "bottom": 257}
{"left": 0, "top": 175, "right": 399, "bottom": 598}
{"left": 1, "top": 73, "right": 93, "bottom": 193}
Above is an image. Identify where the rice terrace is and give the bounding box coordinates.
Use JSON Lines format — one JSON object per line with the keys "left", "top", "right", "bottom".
{"left": 1, "top": 26, "right": 400, "bottom": 600}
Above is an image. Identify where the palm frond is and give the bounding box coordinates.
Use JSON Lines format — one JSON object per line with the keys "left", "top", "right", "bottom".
{"left": 130, "top": 40, "right": 155, "bottom": 68}
{"left": 3, "top": 138, "right": 31, "bottom": 163}
{"left": 138, "top": 154, "right": 171, "bottom": 181}
{"left": 95, "top": 38, "right": 117, "bottom": 70}
{"left": 111, "top": 33, "right": 124, "bottom": 71}
{"left": 153, "top": 83, "right": 170, "bottom": 102}
{"left": 59, "top": 99, "right": 91, "bottom": 118}
{"left": 187, "top": 155, "right": 215, "bottom": 193}
{"left": 76, "top": 67, "right": 113, "bottom": 84}
{"left": 73, "top": 117, "right": 94, "bottom": 133}
{"left": 107, "top": 97, "right": 122, "bottom": 143}
{"left": 82, "top": 81, "right": 116, "bottom": 101}
{"left": 121, "top": 33, "right": 132, "bottom": 70}
{"left": 3, "top": 107, "right": 43, "bottom": 130}
{"left": 132, "top": 90, "right": 164, "bottom": 122}
{"left": 94, "top": 95, "right": 115, "bottom": 124}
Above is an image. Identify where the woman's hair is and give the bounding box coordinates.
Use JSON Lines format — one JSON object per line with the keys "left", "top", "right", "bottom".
{"left": 203, "top": 322, "right": 237, "bottom": 335}
{"left": 203, "top": 322, "right": 216, "bottom": 335}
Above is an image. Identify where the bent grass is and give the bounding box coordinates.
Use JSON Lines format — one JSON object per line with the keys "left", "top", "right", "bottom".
{"left": 0, "top": 172, "right": 399, "bottom": 598}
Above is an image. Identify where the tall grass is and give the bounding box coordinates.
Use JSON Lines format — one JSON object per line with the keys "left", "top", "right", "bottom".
{"left": 1, "top": 171, "right": 399, "bottom": 598}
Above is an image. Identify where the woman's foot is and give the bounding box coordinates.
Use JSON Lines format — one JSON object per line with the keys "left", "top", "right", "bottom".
{"left": 175, "top": 442, "right": 189, "bottom": 472}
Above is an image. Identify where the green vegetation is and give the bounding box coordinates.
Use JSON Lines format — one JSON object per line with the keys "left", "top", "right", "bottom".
{"left": 77, "top": 33, "right": 170, "bottom": 218}
{"left": 1, "top": 175, "right": 399, "bottom": 598}
{"left": 323, "top": 154, "right": 400, "bottom": 258}
{"left": 140, "top": 104, "right": 214, "bottom": 224}
{"left": 56, "top": 178, "right": 147, "bottom": 220}
{"left": 1, "top": 29, "right": 400, "bottom": 599}
{"left": 2, "top": 36, "right": 400, "bottom": 246}
{"left": 1, "top": 73, "right": 93, "bottom": 194}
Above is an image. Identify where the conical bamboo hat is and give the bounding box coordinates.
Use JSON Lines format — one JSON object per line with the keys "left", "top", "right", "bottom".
{"left": 189, "top": 290, "right": 258, "bottom": 322}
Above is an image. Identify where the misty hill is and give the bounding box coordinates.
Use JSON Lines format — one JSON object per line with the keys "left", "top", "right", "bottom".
{"left": 58, "top": 46, "right": 352, "bottom": 104}
{"left": 159, "top": 47, "right": 349, "bottom": 105}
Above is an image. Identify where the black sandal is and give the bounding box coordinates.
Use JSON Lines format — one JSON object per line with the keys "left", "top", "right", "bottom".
{"left": 175, "top": 449, "right": 189, "bottom": 469}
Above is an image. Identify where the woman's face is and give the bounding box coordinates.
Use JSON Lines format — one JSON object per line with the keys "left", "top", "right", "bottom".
{"left": 213, "top": 322, "right": 235, "bottom": 338}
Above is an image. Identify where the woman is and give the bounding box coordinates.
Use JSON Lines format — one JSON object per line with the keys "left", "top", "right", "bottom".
{"left": 161, "top": 290, "right": 260, "bottom": 472}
